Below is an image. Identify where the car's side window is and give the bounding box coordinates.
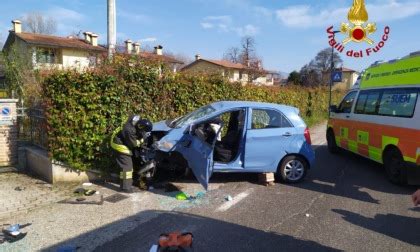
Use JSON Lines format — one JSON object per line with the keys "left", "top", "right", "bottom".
{"left": 337, "top": 91, "right": 358, "bottom": 113}
{"left": 251, "top": 109, "right": 292, "bottom": 129}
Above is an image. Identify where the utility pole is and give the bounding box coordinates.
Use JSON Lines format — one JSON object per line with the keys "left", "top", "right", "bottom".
{"left": 329, "top": 30, "right": 340, "bottom": 117}
{"left": 107, "top": 0, "right": 116, "bottom": 58}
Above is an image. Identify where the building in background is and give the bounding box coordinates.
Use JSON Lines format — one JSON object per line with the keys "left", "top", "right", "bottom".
{"left": 325, "top": 67, "right": 360, "bottom": 90}
{"left": 2, "top": 20, "right": 107, "bottom": 70}
{"left": 119, "top": 41, "right": 184, "bottom": 73}
{"left": 182, "top": 54, "right": 275, "bottom": 86}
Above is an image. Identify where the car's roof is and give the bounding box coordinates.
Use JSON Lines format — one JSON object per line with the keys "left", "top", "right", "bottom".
{"left": 210, "top": 101, "right": 299, "bottom": 113}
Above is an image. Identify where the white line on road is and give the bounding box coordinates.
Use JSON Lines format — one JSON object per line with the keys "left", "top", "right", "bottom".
{"left": 216, "top": 189, "right": 253, "bottom": 212}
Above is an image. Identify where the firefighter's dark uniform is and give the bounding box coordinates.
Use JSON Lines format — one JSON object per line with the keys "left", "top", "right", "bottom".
{"left": 111, "top": 116, "right": 145, "bottom": 192}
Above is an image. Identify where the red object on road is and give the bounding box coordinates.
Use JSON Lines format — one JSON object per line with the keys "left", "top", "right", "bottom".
{"left": 158, "top": 231, "right": 193, "bottom": 251}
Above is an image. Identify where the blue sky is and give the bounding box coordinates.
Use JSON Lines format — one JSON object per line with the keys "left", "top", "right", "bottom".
{"left": 0, "top": 0, "right": 419, "bottom": 73}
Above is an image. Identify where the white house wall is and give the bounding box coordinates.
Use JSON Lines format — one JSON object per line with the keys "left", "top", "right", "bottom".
{"left": 62, "top": 49, "right": 91, "bottom": 69}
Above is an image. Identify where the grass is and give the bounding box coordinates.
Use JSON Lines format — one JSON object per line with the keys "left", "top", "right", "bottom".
{"left": 303, "top": 113, "right": 328, "bottom": 128}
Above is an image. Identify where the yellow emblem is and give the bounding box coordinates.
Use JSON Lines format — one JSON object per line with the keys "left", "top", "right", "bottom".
{"left": 340, "top": 0, "right": 376, "bottom": 45}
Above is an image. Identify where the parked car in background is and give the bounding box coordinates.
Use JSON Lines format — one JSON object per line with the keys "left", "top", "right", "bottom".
{"left": 151, "top": 101, "right": 315, "bottom": 189}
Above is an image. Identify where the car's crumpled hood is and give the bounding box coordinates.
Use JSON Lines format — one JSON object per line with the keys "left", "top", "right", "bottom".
{"left": 152, "top": 120, "right": 171, "bottom": 132}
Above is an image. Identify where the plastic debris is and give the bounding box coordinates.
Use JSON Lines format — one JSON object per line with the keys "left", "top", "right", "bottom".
{"left": 84, "top": 189, "right": 96, "bottom": 196}
{"left": 1, "top": 223, "right": 31, "bottom": 243}
{"left": 305, "top": 213, "right": 313, "bottom": 218}
{"left": 196, "top": 192, "right": 205, "bottom": 198}
{"left": 82, "top": 182, "right": 93, "bottom": 186}
{"left": 225, "top": 195, "right": 233, "bottom": 201}
{"left": 175, "top": 192, "right": 188, "bottom": 200}
{"left": 14, "top": 186, "right": 25, "bottom": 191}
{"left": 74, "top": 188, "right": 86, "bottom": 194}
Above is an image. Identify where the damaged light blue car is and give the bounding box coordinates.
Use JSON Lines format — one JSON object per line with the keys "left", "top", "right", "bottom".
{"left": 151, "top": 101, "right": 315, "bottom": 190}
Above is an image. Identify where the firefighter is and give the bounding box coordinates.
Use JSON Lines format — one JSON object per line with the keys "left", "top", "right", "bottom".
{"left": 110, "top": 115, "right": 153, "bottom": 193}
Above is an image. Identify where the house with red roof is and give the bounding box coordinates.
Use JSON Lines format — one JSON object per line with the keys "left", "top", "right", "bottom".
{"left": 181, "top": 54, "right": 274, "bottom": 86}
{"left": 3, "top": 20, "right": 107, "bottom": 70}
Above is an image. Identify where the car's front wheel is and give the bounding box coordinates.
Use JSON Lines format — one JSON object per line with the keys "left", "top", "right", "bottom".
{"left": 277, "top": 155, "right": 308, "bottom": 183}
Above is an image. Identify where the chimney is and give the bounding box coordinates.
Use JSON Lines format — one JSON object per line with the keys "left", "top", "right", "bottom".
{"left": 91, "top": 33, "right": 98, "bottom": 46}
{"left": 12, "top": 20, "right": 22, "bottom": 33}
{"left": 154, "top": 45, "right": 163, "bottom": 56}
{"left": 83, "top": 32, "right": 92, "bottom": 43}
{"left": 195, "top": 54, "right": 201, "bottom": 61}
{"left": 125, "top": 39, "right": 133, "bottom": 54}
{"left": 133, "top": 42, "right": 141, "bottom": 54}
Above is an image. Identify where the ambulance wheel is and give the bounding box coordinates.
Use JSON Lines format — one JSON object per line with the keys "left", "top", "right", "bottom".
{"left": 327, "top": 129, "right": 339, "bottom": 154}
{"left": 383, "top": 147, "right": 407, "bottom": 185}
{"left": 277, "top": 155, "right": 308, "bottom": 183}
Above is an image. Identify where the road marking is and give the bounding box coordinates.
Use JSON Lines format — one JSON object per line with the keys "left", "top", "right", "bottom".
{"left": 216, "top": 189, "right": 252, "bottom": 212}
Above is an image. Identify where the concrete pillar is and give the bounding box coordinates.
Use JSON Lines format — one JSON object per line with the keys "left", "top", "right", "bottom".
{"left": 107, "top": 0, "right": 117, "bottom": 58}
{"left": 0, "top": 99, "right": 18, "bottom": 166}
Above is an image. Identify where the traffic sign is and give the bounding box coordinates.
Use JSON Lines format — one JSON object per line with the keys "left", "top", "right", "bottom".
{"left": 332, "top": 71, "right": 342, "bottom": 82}
{"left": 1, "top": 107, "right": 10, "bottom": 116}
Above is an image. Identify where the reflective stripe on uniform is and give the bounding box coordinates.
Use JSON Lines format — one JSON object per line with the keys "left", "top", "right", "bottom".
{"left": 120, "top": 171, "right": 133, "bottom": 179}
{"left": 110, "top": 127, "right": 133, "bottom": 156}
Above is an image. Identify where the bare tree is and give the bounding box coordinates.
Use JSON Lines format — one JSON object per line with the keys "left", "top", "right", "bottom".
{"left": 223, "top": 36, "right": 264, "bottom": 84}
{"left": 22, "top": 12, "right": 57, "bottom": 35}
{"left": 223, "top": 47, "right": 241, "bottom": 63}
{"left": 240, "top": 36, "right": 256, "bottom": 66}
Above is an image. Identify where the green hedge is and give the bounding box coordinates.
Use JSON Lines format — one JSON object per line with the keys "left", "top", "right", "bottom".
{"left": 42, "top": 55, "right": 344, "bottom": 172}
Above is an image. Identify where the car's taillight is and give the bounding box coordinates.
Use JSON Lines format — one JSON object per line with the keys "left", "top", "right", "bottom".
{"left": 304, "top": 127, "right": 312, "bottom": 145}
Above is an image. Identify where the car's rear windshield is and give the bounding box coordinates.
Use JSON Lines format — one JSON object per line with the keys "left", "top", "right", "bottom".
{"left": 172, "top": 105, "right": 216, "bottom": 128}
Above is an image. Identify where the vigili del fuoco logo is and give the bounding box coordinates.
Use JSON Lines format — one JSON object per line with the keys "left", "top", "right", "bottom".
{"left": 326, "top": 0, "right": 390, "bottom": 58}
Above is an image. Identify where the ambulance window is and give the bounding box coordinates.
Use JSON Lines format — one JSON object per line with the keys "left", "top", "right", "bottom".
{"left": 338, "top": 91, "right": 357, "bottom": 113}
{"left": 355, "top": 93, "right": 368, "bottom": 114}
{"left": 364, "top": 92, "right": 381, "bottom": 114}
{"left": 378, "top": 88, "right": 419, "bottom": 117}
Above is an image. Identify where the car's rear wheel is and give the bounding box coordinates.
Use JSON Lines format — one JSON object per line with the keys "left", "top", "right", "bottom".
{"left": 383, "top": 147, "right": 407, "bottom": 184}
{"left": 277, "top": 155, "right": 308, "bottom": 183}
{"left": 327, "top": 129, "right": 339, "bottom": 154}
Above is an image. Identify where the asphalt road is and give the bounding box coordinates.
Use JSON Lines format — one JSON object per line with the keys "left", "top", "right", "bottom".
{"left": 93, "top": 130, "right": 420, "bottom": 251}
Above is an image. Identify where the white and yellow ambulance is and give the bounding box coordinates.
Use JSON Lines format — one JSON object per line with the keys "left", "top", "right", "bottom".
{"left": 327, "top": 51, "right": 420, "bottom": 184}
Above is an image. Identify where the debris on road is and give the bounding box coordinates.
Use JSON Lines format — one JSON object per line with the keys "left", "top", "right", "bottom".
{"left": 157, "top": 232, "right": 193, "bottom": 251}
{"left": 1, "top": 223, "right": 31, "bottom": 243}
{"left": 104, "top": 193, "right": 129, "bottom": 203}
{"left": 175, "top": 192, "right": 188, "bottom": 200}
{"left": 82, "top": 182, "right": 93, "bottom": 186}
{"left": 14, "top": 186, "right": 25, "bottom": 191}
{"left": 258, "top": 173, "right": 275, "bottom": 186}
{"left": 84, "top": 189, "right": 96, "bottom": 196}
{"left": 305, "top": 213, "right": 313, "bottom": 218}
{"left": 225, "top": 195, "right": 233, "bottom": 201}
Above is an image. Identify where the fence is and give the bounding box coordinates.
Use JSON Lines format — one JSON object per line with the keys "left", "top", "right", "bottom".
{"left": 17, "top": 107, "right": 48, "bottom": 150}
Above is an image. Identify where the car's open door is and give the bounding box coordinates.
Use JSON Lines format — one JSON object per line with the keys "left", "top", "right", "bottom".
{"left": 175, "top": 125, "right": 221, "bottom": 190}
